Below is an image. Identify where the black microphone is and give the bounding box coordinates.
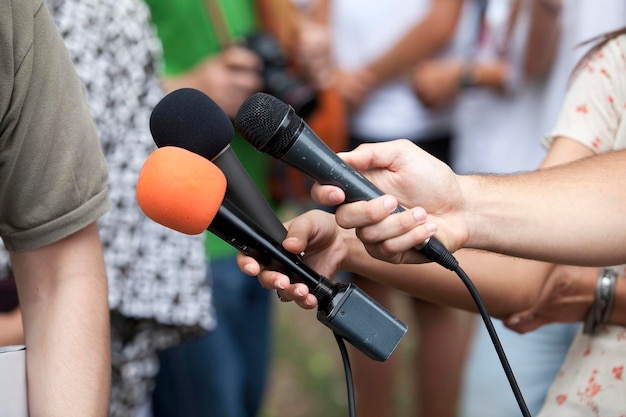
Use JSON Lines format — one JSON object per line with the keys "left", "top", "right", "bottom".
{"left": 215, "top": 199, "right": 408, "bottom": 363}
{"left": 235, "top": 92, "right": 459, "bottom": 271}
{"left": 136, "top": 147, "right": 408, "bottom": 361}
{"left": 149, "top": 88, "right": 287, "bottom": 243}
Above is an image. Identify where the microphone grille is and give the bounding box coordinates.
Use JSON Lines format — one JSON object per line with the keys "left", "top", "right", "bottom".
{"left": 235, "top": 92, "right": 301, "bottom": 157}
{"left": 150, "top": 88, "right": 234, "bottom": 160}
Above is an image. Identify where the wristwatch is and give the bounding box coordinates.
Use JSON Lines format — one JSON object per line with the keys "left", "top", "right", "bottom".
{"left": 458, "top": 64, "right": 477, "bottom": 89}
{"left": 583, "top": 268, "right": 618, "bottom": 334}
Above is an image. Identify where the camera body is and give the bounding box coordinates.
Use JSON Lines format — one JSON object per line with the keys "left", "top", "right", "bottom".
{"left": 243, "top": 31, "right": 318, "bottom": 119}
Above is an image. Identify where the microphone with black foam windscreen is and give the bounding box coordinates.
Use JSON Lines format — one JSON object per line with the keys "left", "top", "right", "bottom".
{"left": 149, "top": 87, "right": 287, "bottom": 244}
{"left": 235, "top": 92, "right": 459, "bottom": 271}
{"left": 136, "top": 146, "right": 408, "bottom": 361}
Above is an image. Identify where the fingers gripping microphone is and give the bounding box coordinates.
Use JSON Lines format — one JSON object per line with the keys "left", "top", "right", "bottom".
{"left": 136, "top": 147, "right": 407, "bottom": 361}
{"left": 149, "top": 88, "right": 287, "bottom": 244}
{"left": 235, "top": 92, "right": 458, "bottom": 271}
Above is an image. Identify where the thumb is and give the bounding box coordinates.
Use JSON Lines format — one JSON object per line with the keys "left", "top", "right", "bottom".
{"left": 503, "top": 312, "right": 547, "bottom": 334}
{"left": 338, "top": 140, "right": 407, "bottom": 171}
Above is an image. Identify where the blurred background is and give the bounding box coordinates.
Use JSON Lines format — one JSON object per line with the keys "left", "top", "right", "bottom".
{"left": 261, "top": 293, "right": 421, "bottom": 417}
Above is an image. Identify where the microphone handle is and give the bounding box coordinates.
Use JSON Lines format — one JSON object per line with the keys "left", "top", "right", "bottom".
{"left": 213, "top": 146, "right": 288, "bottom": 243}
{"left": 282, "top": 126, "right": 458, "bottom": 270}
{"left": 209, "top": 199, "right": 336, "bottom": 304}
{"left": 284, "top": 125, "right": 382, "bottom": 203}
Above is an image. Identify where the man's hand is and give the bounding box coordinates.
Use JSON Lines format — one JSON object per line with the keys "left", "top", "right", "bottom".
{"left": 236, "top": 206, "right": 438, "bottom": 307}
{"left": 311, "top": 139, "right": 469, "bottom": 256}
{"left": 237, "top": 210, "right": 348, "bottom": 309}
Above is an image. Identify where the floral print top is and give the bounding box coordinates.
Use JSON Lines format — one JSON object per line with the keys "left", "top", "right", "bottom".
{"left": 538, "top": 34, "right": 626, "bottom": 417}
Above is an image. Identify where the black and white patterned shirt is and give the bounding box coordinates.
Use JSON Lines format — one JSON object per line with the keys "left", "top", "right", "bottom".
{"left": 46, "top": 0, "right": 214, "bottom": 330}
{"left": 31, "top": 0, "right": 214, "bottom": 415}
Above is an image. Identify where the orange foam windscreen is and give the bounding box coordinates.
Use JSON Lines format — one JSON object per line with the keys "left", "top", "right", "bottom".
{"left": 136, "top": 146, "right": 227, "bottom": 234}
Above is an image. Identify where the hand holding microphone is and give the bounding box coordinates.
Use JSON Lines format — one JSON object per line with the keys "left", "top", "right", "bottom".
{"left": 136, "top": 146, "right": 407, "bottom": 361}
{"left": 235, "top": 92, "right": 459, "bottom": 270}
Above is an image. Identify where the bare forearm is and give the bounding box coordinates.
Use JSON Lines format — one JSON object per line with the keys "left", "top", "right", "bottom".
{"left": 463, "top": 61, "right": 509, "bottom": 92}
{"left": 11, "top": 223, "right": 110, "bottom": 417}
{"left": 343, "top": 230, "right": 548, "bottom": 317}
{"left": 461, "top": 150, "right": 626, "bottom": 266}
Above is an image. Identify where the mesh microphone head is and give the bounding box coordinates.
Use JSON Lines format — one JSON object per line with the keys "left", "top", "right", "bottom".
{"left": 234, "top": 92, "right": 302, "bottom": 158}
{"left": 149, "top": 88, "right": 234, "bottom": 160}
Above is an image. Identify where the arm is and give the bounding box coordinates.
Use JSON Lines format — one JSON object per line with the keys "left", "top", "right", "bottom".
{"left": 412, "top": 59, "right": 508, "bottom": 108}
{"left": 366, "top": 0, "right": 464, "bottom": 84}
{"left": 293, "top": 8, "right": 334, "bottom": 89}
{"left": 504, "top": 264, "right": 598, "bottom": 333}
{"left": 236, "top": 138, "right": 620, "bottom": 321}
{"left": 324, "top": 139, "right": 626, "bottom": 266}
{"left": 523, "top": 0, "right": 562, "bottom": 77}
{"left": 1, "top": 4, "right": 111, "bottom": 416}
{"left": 348, "top": 137, "right": 623, "bottom": 325}
{"left": 238, "top": 208, "right": 550, "bottom": 318}
{"left": 462, "top": 151, "right": 626, "bottom": 264}
{"left": 11, "top": 223, "right": 110, "bottom": 417}
{"left": 346, "top": 246, "right": 550, "bottom": 318}
{"left": 413, "top": 0, "right": 561, "bottom": 108}
{"left": 0, "top": 307, "right": 23, "bottom": 346}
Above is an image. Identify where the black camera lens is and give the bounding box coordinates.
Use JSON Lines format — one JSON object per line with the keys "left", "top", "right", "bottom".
{"left": 243, "top": 32, "right": 318, "bottom": 119}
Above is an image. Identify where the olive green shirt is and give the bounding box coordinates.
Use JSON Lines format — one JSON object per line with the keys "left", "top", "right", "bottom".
{"left": 0, "top": 0, "right": 110, "bottom": 251}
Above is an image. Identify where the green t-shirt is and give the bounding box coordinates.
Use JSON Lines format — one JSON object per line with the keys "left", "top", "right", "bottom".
{"left": 145, "top": 0, "right": 258, "bottom": 76}
{"left": 145, "top": 0, "right": 274, "bottom": 261}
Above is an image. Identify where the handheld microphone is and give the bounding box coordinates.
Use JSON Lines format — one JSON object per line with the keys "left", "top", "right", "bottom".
{"left": 149, "top": 88, "right": 287, "bottom": 243}
{"left": 136, "top": 146, "right": 408, "bottom": 361}
{"left": 235, "top": 92, "right": 458, "bottom": 271}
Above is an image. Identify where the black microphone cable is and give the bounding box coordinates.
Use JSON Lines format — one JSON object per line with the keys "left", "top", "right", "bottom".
{"left": 320, "top": 257, "right": 532, "bottom": 417}
{"left": 452, "top": 263, "right": 532, "bottom": 417}
{"left": 338, "top": 252, "right": 531, "bottom": 417}
{"left": 334, "top": 332, "right": 356, "bottom": 417}
{"left": 394, "top": 223, "right": 533, "bottom": 417}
